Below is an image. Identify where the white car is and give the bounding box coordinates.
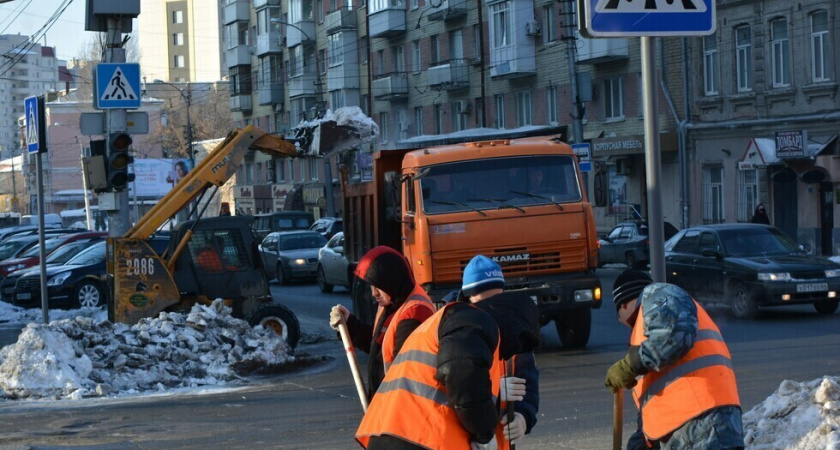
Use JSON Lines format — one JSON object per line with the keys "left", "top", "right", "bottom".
{"left": 316, "top": 232, "right": 350, "bottom": 293}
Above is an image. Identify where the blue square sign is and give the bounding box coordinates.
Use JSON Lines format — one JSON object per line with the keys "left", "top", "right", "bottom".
{"left": 580, "top": 0, "right": 716, "bottom": 37}
{"left": 95, "top": 63, "right": 142, "bottom": 109}
{"left": 24, "top": 96, "right": 44, "bottom": 154}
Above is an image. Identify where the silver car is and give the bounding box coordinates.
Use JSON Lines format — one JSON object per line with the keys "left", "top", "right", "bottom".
{"left": 258, "top": 230, "right": 327, "bottom": 284}
{"left": 316, "top": 232, "right": 350, "bottom": 293}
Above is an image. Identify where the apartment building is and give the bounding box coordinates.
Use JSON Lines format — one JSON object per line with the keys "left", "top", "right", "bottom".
{"left": 0, "top": 35, "right": 62, "bottom": 161}
{"left": 138, "top": 0, "right": 226, "bottom": 83}
{"left": 686, "top": 0, "right": 839, "bottom": 255}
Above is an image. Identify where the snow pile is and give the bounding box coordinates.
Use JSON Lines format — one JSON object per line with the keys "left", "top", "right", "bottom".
{"left": 744, "top": 376, "right": 840, "bottom": 449}
{"left": 0, "top": 300, "right": 293, "bottom": 400}
{"left": 0, "top": 299, "right": 106, "bottom": 324}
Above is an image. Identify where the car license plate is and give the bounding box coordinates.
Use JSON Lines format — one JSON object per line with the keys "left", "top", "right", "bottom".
{"left": 796, "top": 283, "right": 827, "bottom": 293}
{"left": 17, "top": 292, "right": 31, "bottom": 300}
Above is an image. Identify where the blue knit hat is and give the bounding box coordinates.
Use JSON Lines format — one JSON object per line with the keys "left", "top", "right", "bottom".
{"left": 462, "top": 255, "right": 505, "bottom": 297}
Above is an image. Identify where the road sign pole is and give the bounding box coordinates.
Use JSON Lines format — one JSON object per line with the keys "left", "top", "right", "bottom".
{"left": 35, "top": 149, "right": 49, "bottom": 324}
{"left": 642, "top": 37, "right": 665, "bottom": 283}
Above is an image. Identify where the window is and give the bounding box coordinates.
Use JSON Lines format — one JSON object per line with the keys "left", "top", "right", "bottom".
{"left": 516, "top": 91, "right": 532, "bottom": 126}
{"left": 172, "top": 10, "right": 183, "bottom": 24}
{"left": 494, "top": 94, "right": 505, "bottom": 129}
{"left": 430, "top": 35, "right": 440, "bottom": 64}
{"left": 277, "top": 159, "right": 286, "bottom": 182}
{"left": 309, "top": 158, "right": 319, "bottom": 180}
{"left": 289, "top": 0, "right": 313, "bottom": 22}
{"left": 330, "top": 90, "right": 345, "bottom": 108}
{"left": 380, "top": 112, "right": 389, "bottom": 142}
{"left": 604, "top": 77, "right": 624, "bottom": 120}
{"left": 260, "top": 54, "right": 283, "bottom": 86}
{"left": 289, "top": 46, "right": 305, "bottom": 77}
{"left": 412, "top": 0, "right": 418, "bottom": 9}
{"left": 399, "top": 110, "right": 410, "bottom": 140}
{"left": 369, "top": 0, "right": 402, "bottom": 13}
{"left": 473, "top": 25, "right": 482, "bottom": 61}
{"left": 393, "top": 45, "right": 405, "bottom": 72}
{"left": 735, "top": 25, "right": 752, "bottom": 92}
{"left": 289, "top": 159, "right": 296, "bottom": 182}
{"left": 452, "top": 102, "right": 467, "bottom": 131}
{"left": 450, "top": 29, "right": 464, "bottom": 60}
{"left": 703, "top": 165, "right": 724, "bottom": 223}
{"left": 229, "top": 65, "right": 253, "bottom": 95}
{"left": 328, "top": 34, "right": 342, "bottom": 66}
{"left": 173, "top": 33, "right": 185, "bottom": 46}
{"left": 490, "top": 1, "right": 510, "bottom": 50}
{"left": 546, "top": 86, "right": 558, "bottom": 124}
{"left": 702, "top": 35, "right": 719, "bottom": 95}
{"left": 771, "top": 18, "right": 790, "bottom": 87}
{"left": 174, "top": 54, "right": 185, "bottom": 68}
{"left": 316, "top": 0, "right": 324, "bottom": 23}
{"left": 377, "top": 49, "right": 385, "bottom": 76}
{"left": 811, "top": 11, "right": 829, "bottom": 82}
{"left": 319, "top": 49, "right": 327, "bottom": 74}
{"left": 434, "top": 104, "right": 444, "bottom": 134}
{"left": 737, "top": 168, "right": 758, "bottom": 222}
{"left": 414, "top": 106, "right": 423, "bottom": 136}
{"left": 542, "top": 5, "right": 555, "bottom": 44}
{"left": 361, "top": 36, "right": 369, "bottom": 64}
{"left": 412, "top": 40, "right": 421, "bottom": 73}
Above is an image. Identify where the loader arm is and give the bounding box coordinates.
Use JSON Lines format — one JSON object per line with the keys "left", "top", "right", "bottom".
{"left": 125, "top": 126, "right": 299, "bottom": 241}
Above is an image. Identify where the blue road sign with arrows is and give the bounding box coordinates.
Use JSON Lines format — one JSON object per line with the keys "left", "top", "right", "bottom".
{"left": 95, "top": 63, "right": 142, "bottom": 109}
{"left": 580, "top": 0, "right": 716, "bottom": 37}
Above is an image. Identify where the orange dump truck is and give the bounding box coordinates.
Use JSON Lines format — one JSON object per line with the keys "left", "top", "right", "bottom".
{"left": 342, "top": 135, "right": 602, "bottom": 347}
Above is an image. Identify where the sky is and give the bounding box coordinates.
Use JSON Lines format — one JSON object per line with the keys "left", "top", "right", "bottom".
{"left": 1, "top": 298, "right": 838, "bottom": 448}
{"left": 0, "top": 0, "right": 91, "bottom": 61}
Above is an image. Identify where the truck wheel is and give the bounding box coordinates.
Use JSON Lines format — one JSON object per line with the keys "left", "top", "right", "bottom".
{"left": 275, "top": 264, "right": 287, "bottom": 285}
{"left": 247, "top": 304, "right": 300, "bottom": 350}
{"left": 317, "top": 266, "right": 334, "bottom": 293}
{"left": 555, "top": 308, "right": 591, "bottom": 349}
{"left": 75, "top": 281, "right": 103, "bottom": 308}
{"left": 729, "top": 280, "right": 758, "bottom": 319}
{"left": 814, "top": 299, "right": 839, "bottom": 315}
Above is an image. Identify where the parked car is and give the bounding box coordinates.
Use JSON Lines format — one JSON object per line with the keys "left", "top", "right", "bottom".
{"left": 252, "top": 211, "right": 315, "bottom": 242}
{"left": 11, "top": 241, "right": 108, "bottom": 309}
{"left": 664, "top": 223, "right": 840, "bottom": 319}
{"left": 258, "top": 230, "right": 327, "bottom": 284}
{"left": 310, "top": 217, "right": 343, "bottom": 240}
{"left": 0, "top": 235, "right": 43, "bottom": 263}
{"left": 599, "top": 221, "right": 679, "bottom": 269}
{"left": 0, "top": 240, "right": 96, "bottom": 302}
{"left": 316, "top": 232, "right": 350, "bottom": 293}
{"left": 0, "top": 231, "right": 106, "bottom": 277}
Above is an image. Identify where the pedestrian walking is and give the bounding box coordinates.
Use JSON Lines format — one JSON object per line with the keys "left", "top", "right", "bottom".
{"left": 606, "top": 269, "right": 744, "bottom": 450}
{"left": 355, "top": 257, "right": 541, "bottom": 450}
{"left": 329, "top": 246, "right": 435, "bottom": 399}
{"left": 750, "top": 204, "right": 770, "bottom": 225}
{"left": 453, "top": 255, "right": 540, "bottom": 446}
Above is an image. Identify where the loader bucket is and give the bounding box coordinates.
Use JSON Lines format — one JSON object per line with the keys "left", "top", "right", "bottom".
{"left": 297, "top": 106, "right": 379, "bottom": 157}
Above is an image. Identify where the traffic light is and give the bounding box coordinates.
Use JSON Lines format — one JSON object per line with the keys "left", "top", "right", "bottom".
{"left": 84, "top": 139, "right": 108, "bottom": 193}
{"left": 107, "top": 133, "right": 135, "bottom": 191}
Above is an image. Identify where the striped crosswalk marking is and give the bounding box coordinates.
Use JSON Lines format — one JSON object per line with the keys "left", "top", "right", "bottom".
{"left": 595, "top": 0, "right": 707, "bottom": 13}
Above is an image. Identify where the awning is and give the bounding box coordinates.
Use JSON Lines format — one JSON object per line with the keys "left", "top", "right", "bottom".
{"left": 807, "top": 133, "right": 838, "bottom": 157}
{"left": 583, "top": 130, "right": 604, "bottom": 141}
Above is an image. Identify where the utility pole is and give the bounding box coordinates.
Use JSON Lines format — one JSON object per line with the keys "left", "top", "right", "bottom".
{"left": 185, "top": 84, "right": 194, "bottom": 168}
{"left": 563, "top": 0, "right": 585, "bottom": 146}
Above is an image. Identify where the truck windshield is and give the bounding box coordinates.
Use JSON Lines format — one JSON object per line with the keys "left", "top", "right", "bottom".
{"left": 419, "top": 155, "right": 581, "bottom": 215}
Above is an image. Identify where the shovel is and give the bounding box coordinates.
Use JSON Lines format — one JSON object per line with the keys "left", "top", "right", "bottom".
{"left": 338, "top": 317, "right": 368, "bottom": 412}
{"left": 613, "top": 389, "right": 624, "bottom": 450}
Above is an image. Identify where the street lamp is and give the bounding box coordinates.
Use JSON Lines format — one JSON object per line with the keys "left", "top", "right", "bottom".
{"left": 152, "top": 79, "right": 194, "bottom": 168}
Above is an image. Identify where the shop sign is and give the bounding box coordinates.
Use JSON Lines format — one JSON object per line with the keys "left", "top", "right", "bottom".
{"left": 591, "top": 135, "right": 644, "bottom": 155}
{"left": 775, "top": 130, "right": 806, "bottom": 159}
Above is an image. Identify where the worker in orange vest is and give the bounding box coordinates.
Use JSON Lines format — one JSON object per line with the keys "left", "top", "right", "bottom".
{"left": 606, "top": 269, "right": 744, "bottom": 449}
{"left": 330, "top": 246, "right": 435, "bottom": 399}
{"left": 355, "top": 262, "right": 541, "bottom": 449}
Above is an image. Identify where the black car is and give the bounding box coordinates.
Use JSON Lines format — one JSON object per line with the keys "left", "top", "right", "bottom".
{"left": 309, "top": 217, "right": 343, "bottom": 240}
{"left": 664, "top": 224, "right": 840, "bottom": 318}
{"left": 12, "top": 241, "right": 107, "bottom": 309}
{"left": 0, "top": 240, "right": 103, "bottom": 302}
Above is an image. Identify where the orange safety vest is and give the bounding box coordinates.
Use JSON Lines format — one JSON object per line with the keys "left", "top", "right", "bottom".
{"left": 630, "top": 300, "right": 741, "bottom": 440}
{"left": 356, "top": 303, "right": 507, "bottom": 450}
{"left": 375, "top": 285, "right": 436, "bottom": 371}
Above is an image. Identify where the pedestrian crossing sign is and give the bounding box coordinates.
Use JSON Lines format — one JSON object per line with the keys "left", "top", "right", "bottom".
{"left": 95, "top": 63, "right": 142, "bottom": 109}
{"left": 24, "top": 96, "right": 46, "bottom": 154}
{"left": 580, "top": 0, "right": 715, "bottom": 37}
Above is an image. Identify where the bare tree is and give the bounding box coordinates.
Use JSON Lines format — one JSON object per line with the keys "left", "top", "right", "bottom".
{"left": 72, "top": 34, "right": 141, "bottom": 101}
{"left": 151, "top": 83, "right": 234, "bottom": 160}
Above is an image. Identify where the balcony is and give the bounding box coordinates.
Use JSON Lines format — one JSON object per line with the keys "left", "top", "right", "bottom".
{"left": 576, "top": 35, "right": 629, "bottom": 65}
{"left": 256, "top": 32, "right": 283, "bottom": 56}
{"left": 226, "top": 45, "right": 252, "bottom": 67}
{"left": 428, "top": 59, "right": 469, "bottom": 91}
{"left": 230, "top": 94, "right": 253, "bottom": 111}
{"left": 326, "top": 7, "right": 357, "bottom": 34}
{"left": 372, "top": 72, "right": 408, "bottom": 100}
{"left": 258, "top": 83, "right": 284, "bottom": 105}
{"left": 288, "top": 73, "right": 319, "bottom": 98}
{"left": 427, "top": 0, "right": 467, "bottom": 21}
{"left": 286, "top": 20, "right": 315, "bottom": 47}
{"left": 328, "top": 62, "right": 360, "bottom": 91}
{"left": 223, "top": 0, "right": 250, "bottom": 25}
{"left": 369, "top": 6, "right": 405, "bottom": 38}
{"left": 253, "top": 0, "right": 280, "bottom": 8}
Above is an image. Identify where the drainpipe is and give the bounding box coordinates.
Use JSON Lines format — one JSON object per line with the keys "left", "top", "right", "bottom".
{"left": 658, "top": 38, "right": 686, "bottom": 229}
{"left": 680, "top": 38, "right": 690, "bottom": 230}
{"left": 477, "top": 0, "right": 486, "bottom": 127}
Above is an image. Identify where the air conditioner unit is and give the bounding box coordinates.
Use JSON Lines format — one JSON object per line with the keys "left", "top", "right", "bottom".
{"left": 526, "top": 20, "right": 541, "bottom": 37}
{"left": 455, "top": 100, "right": 472, "bottom": 114}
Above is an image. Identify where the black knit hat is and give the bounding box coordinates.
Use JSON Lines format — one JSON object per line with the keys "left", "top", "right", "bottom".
{"left": 612, "top": 269, "right": 652, "bottom": 311}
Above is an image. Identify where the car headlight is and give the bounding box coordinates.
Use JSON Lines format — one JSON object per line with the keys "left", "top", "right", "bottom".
{"left": 758, "top": 272, "right": 792, "bottom": 282}
{"left": 293, "top": 258, "right": 306, "bottom": 265}
{"left": 47, "top": 272, "right": 72, "bottom": 286}
{"left": 825, "top": 269, "right": 840, "bottom": 278}
{"left": 9, "top": 264, "right": 25, "bottom": 271}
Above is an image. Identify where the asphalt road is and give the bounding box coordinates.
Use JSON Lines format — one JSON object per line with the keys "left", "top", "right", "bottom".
{"left": 0, "top": 267, "right": 838, "bottom": 449}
